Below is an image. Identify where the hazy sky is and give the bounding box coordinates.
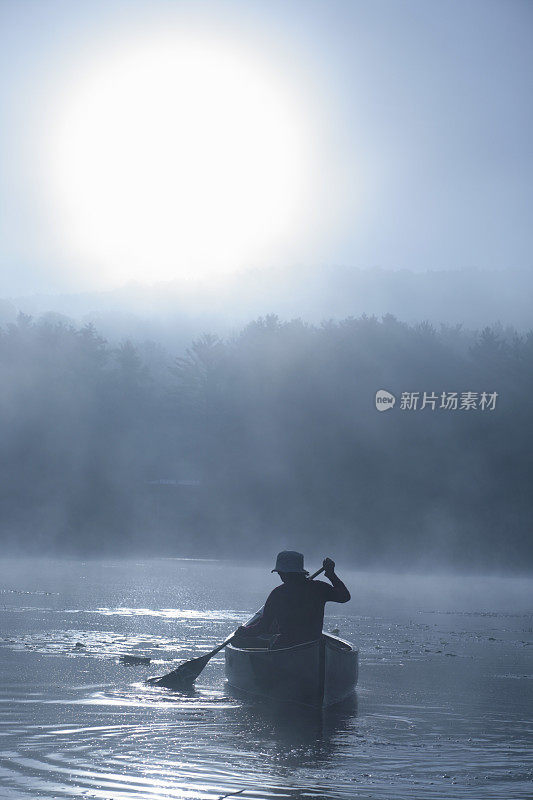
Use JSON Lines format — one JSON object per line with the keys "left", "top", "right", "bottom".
{"left": 1, "top": 0, "right": 532, "bottom": 296}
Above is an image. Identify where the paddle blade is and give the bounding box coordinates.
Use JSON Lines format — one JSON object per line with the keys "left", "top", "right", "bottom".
{"left": 147, "top": 653, "right": 211, "bottom": 689}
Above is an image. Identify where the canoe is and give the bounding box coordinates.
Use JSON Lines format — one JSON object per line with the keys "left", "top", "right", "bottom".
{"left": 225, "top": 633, "right": 358, "bottom": 708}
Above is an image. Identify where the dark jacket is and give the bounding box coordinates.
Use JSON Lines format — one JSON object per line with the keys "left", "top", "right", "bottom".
{"left": 242, "top": 573, "right": 350, "bottom": 645}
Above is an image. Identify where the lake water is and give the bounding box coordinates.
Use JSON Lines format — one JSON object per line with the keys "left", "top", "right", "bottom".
{"left": 0, "top": 558, "right": 531, "bottom": 800}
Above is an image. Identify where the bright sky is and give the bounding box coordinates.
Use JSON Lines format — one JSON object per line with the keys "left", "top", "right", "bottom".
{"left": 0, "top": 0, "right": 531, "bottom": 294}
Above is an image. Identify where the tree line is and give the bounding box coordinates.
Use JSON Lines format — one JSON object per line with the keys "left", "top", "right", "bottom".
{"left": 1, "top": 312, "right": 531, "bottom": 571}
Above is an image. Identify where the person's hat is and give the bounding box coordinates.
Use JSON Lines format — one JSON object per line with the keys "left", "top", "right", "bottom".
{"left": 271, "top": 550, "right": 309, "bottom": 574}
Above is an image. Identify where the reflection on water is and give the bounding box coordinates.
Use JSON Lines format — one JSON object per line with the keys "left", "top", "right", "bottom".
{"left": 219, "top": 699, "right": 360, "bottom": 800}
{"left": 0, "top": 558, "right": 532, "bottom": 799}
{"left": 224, "top": 691, "right": 359, "bottom": 768}
{"left": 0, "top": 680, "right": 358, "bottom": 800}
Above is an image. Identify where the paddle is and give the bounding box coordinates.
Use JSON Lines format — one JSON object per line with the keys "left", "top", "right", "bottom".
{"left": 147, "top": 565, "right": 326, "bottom": 689}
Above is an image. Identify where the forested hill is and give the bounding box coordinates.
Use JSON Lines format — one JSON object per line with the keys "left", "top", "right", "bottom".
{"left": 3, "top": 267, "right": 533, "bottom": 347}
{"left": 1, "top": 312, "right": 531, "bottom": 571}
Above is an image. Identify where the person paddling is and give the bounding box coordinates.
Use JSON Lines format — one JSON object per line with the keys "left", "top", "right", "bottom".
{"left": 235, "top": 551, "right": 350, "bottom": 648}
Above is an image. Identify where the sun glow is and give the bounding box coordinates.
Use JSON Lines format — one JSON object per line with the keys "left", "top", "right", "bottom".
{"left": 47, "top": 36, "right": 310, "bottom": 286}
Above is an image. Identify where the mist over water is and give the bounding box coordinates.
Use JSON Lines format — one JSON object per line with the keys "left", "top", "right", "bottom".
{"left": 0, "top": 558, "right": 531, "bottom": 800}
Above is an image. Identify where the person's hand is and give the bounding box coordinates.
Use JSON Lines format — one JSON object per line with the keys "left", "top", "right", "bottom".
{"left": 323, "top": 557, "right": 336, "bottom": 577}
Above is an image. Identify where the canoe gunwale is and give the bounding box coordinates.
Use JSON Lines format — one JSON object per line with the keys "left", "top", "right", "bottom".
{"left": 227, "top": 632, "right": 355, "bottom": 655}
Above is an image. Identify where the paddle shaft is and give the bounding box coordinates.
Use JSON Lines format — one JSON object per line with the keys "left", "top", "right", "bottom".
{"left": 308, "top": 566, "right": 326, "bottom": 580}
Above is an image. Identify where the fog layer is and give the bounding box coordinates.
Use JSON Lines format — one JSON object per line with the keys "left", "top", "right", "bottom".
{"left": 1, "top": 311, "right": 530, "bottom": 570}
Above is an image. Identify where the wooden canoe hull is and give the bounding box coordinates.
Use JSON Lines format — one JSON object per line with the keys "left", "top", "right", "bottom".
{"left": 225, "top": 634, "right": 358, "bottom": 708}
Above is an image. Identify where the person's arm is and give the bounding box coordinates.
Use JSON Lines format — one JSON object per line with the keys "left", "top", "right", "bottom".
{"left": 236, "top": 591, "right": 277, "bottom": 636}
{"left": 323, "top": 557, "right": 351, "bottom": 603}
